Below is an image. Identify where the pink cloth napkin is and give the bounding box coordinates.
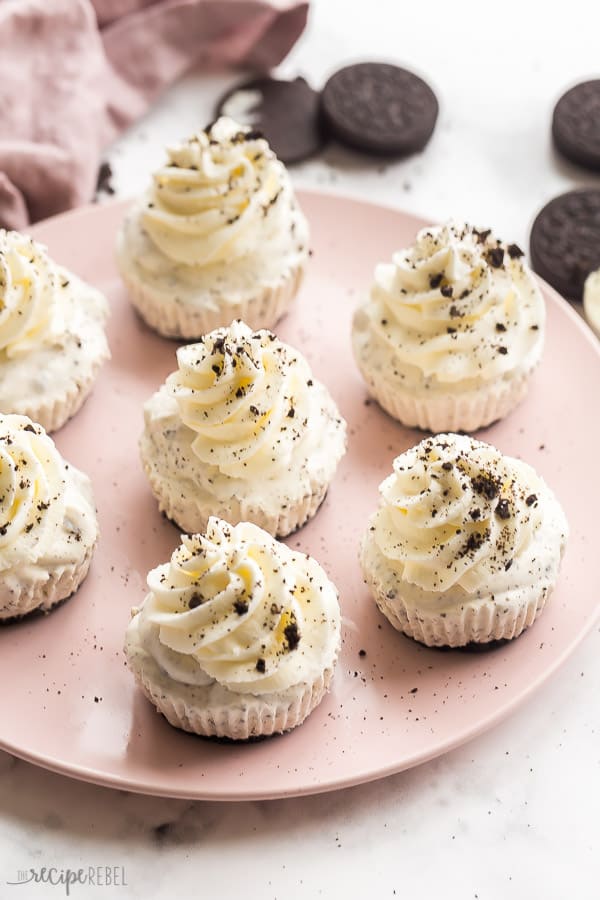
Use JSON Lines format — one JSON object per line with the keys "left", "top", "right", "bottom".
{"left": 0, "top": 0, "right": 308, "bottom": 230}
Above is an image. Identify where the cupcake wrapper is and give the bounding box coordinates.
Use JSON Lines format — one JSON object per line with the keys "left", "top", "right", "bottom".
{"left": 357, "top": 361, "right": 534, "bottom": 433}
{"left": 128, "top": 644, "right": 335, "bottom": 740}
{"left": 122, "top": 263, "right": 305, "bottom": 340}
{"left": 12, "top": 349, "right": 109, "bottom": 434}
{"left": 0, "top": 545, "right": 95, "bottom": 622}
{"left": 140, "top": 441, "right": 329, "bottom": 538}
{"left": 363, "top": 560, "right": 548, "bottom": 648}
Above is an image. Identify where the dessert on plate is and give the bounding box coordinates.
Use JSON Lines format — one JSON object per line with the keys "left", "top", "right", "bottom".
{"left": 0, "top": 414, "right": 99, "bottom": 621}
{"left": 116, "top": 116, "right": 309, "bottom": 339}
{"left": 125, "top": 517, "right": 341, "bottom": 739}
{"left": 0, "top": 229, "right": 109, "bottom": 432}
{"left": 360, "top": 432, "right": 568, "bottom": 647}
{"left": 140, "top": 319, "right": 347, "bottom": 537}
{"left": 352, "top": 222, "right": 545, "bottom": 432}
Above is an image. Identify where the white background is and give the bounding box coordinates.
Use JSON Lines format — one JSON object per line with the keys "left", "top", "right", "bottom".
{"left": 2, "top": 1, "right": 600, "bottom": 898}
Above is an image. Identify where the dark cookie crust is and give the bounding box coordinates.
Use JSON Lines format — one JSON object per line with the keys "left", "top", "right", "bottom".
{"left": 552, "top": 80, "right": 600, "bottom": 171}
{"left": 195, "top": 730, "right": 284, "bottom": 745}
{"left": 320, "top": 62, "right": 438, "bottom": 156}
{"left": 406, "top": 633, "right": 520, "bottom": 653}
{"left": 216, "top": 76, "right": 325, "bottom": 164}
{"left": 0, "top": 591, "right": 74, "bottom": 626}
{"left": 530, "top": 189, "right": 600, "bottom": 302}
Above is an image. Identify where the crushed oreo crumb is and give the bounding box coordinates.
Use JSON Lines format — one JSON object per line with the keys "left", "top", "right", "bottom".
{"left": 485, "top": 246, "right": 504, "bottom": 268}
{"left": 496, "top": 498, "right": 511, "bottom": 519}
{"left": 284, "top": 620, "right": 300, "bottom": 651}
{"left": 95, "top": 161, "right": 115, "bottom": 196}
{"left": 471, "top": 471, "right": 500, "bottom": 500}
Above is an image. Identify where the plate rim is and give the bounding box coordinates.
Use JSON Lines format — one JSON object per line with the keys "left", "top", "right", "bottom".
{"left": 1, "top": 189, "right": 596, "bottom": 801}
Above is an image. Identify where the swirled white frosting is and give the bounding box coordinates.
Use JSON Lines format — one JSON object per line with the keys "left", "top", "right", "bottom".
{"left": 0, "top": 415, "right": 98, "bottom": 592}
{"left": 0, "top": 230, "right": 64, "bottom": 358}
{"left": 365, "top": 433, "right": 568, "bottom": 603}
{"left": 0, "top": 230, "right": 109, "bottom": 422}
{"left": 168, "top": 319, "right": 317, "bottom": 478}
{"left": 131, "top": 518, "right": 340, "bottom": 694}
{"left": 142, "top": 320, "right": 346, "bottom": 510}
{"left": 353, "top": 222, "right": 545, "bottom": 392}
{"left": 142, "top": 117, "right": 293, "bottom": 268}
{"left": 584, "top": 268, "right": 600, "bottom": 338}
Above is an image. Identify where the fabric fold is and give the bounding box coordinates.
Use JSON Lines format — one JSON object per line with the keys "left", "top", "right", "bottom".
{"left": 0, "top": 0, "right": 308, "bottom": 229}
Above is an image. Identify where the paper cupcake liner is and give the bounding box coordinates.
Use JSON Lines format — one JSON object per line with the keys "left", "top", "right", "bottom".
{"left": 356, "top": 360, "right": 534, "bottom": 433}
{"left": 127, "top": 641, "right": 334, "bottom": 740}
{"left": 362, "top": 550, "right": 548, "bottom": 648}
{"left": 13, "top": 349, "right": 109, "bottom": 434}
{"left": 140, "top": 441, "right": 329, "bottom": 538}
{"left": 0, "top": 545, "right": 95, "bottom": 622}
{"left": 122, "top": 262, "right": 305, "bottom": 340}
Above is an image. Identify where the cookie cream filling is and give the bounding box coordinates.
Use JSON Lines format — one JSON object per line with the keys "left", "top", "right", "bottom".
{"left": 0, "top": 230, "right": 109, "bottom": 416}
{"left": 583, "top": 268, "right": 600, "bottom": 338}
{"left": 353, "top": 222, "right": 545, "bottom": 395}
{"left": 127, "top": 518, "right": 341, "bottom": 694}
{"left": 0, "top": 415, "right": 98, "bottom": 599}
{"left": 117, "top": 117, "right": 309, "bottom": 299}
{"left": 362, "top": 433, "right": 568, "bottom": 613}
{"left": 141, "top": 320, "right": 346, "bottom": 513}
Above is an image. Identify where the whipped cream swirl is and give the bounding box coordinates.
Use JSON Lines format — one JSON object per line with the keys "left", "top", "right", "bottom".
{"left": 0, "top": 415, "right": 69, "bottom": 571}
{"left": 167, "top": 320, "right": 314, "bottom": 479}
{"left": 142, "top": 117, "right": 289, "bottom": 267}
{"left": 136, "top": 518, "right": 340, "bottom": 693}
{"left": 0, "top": 230, "right": 65, "bottom": 358}
{"left": 371, "top": 433, "right": 546, "bottom": 593}
{"left": 359, "top": 222, "right": 544, "bottom": 384}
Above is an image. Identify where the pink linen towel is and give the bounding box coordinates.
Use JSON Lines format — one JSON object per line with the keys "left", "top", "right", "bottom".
{"left": 0, "top": 0, "right": 308, "bottom": 230}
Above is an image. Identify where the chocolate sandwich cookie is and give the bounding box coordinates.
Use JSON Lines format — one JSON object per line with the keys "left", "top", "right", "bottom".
{"left": 216, "top": 76, "right": 325, "bottom": 164}
{"left": 320, "top": 62, "right": 438, "bottom": 156}
{"left": 530, "top": 189, "right": 600, "bottom": 302}
{"left": 552, "top": 80, "right": 600, "bottom": 171}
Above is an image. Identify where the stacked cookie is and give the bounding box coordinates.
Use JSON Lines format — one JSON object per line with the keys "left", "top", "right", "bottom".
{"left": 529, "top": 80, "right": 600, "bottom": 336}
{"left": 217, "top": 63, "right": 439, "bottom": 163}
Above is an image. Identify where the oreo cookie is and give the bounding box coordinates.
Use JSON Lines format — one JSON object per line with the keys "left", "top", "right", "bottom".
{"left": 552, "top": 80, "right": 600, "bottom": 171}
{"left": 216, "top": 76, "right": 325, "bottom": 164}
{"left": 320, "top": 62, "right": 438, "bottom": 156}
{"left": 530, "top": 189, "right": 600, "bottom": 302}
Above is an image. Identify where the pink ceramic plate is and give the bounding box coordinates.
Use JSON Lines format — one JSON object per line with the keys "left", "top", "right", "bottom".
{"left": 1, "top": 192, "right": 598, "bottom": 801}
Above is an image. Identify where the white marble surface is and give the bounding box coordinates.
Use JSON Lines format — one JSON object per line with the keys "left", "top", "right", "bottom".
{"left": 2, "top": 1, "right": 600, "bottom": 897}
